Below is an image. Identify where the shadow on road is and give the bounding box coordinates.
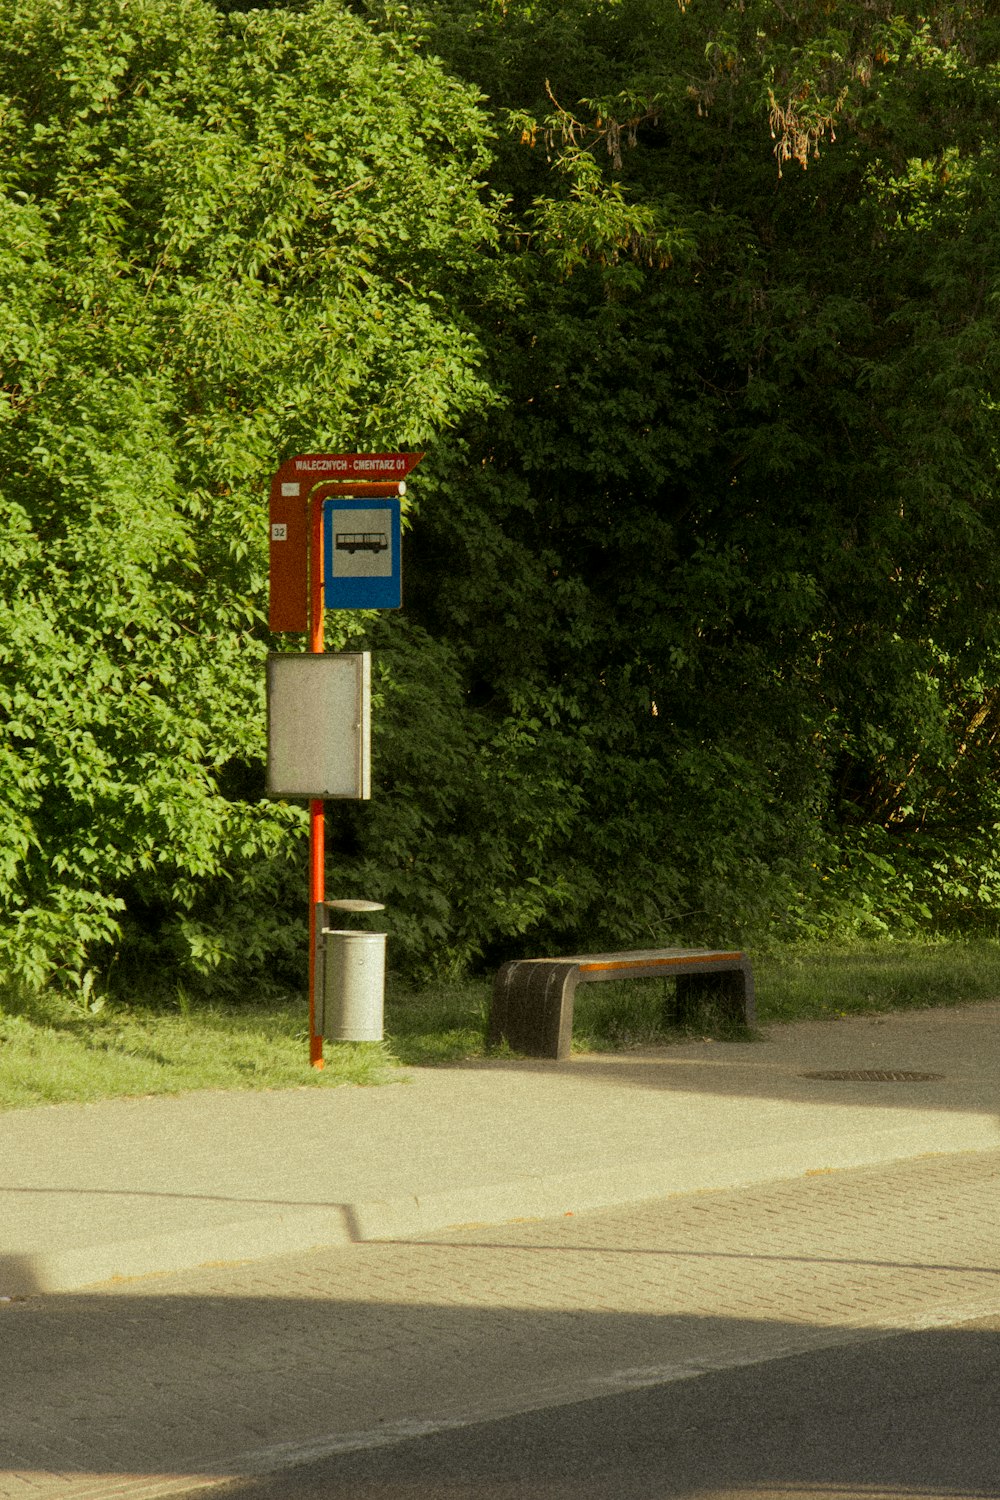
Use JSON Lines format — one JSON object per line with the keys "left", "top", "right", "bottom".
{"left": 3, "top": 1286, "right": 1000, "bottom": 1499}
{"left": 223, "top": 1320, "right": 1000, "bottom": 1500}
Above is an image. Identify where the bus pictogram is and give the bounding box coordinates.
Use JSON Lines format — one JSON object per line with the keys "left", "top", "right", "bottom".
{"left": 335, "top": 532, "right": 388, "bottom": 555}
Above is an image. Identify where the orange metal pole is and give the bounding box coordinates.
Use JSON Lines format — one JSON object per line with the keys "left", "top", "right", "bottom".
{"left": 305, "top": 477, "right": 403, "bottom": 1067}
{"left": 308, "top": 490, "right": 325, "bottom": 1069}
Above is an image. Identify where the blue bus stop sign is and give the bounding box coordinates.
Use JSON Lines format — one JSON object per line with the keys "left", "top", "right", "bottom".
{"left": 323, "top": 497, "right": 402, "bottom": 609}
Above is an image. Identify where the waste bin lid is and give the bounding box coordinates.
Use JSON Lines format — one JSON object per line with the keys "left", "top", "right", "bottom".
{"left": 325, "top": 898, "right": 386, "bottom": 913}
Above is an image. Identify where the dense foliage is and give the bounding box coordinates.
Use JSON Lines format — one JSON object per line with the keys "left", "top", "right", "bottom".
{"left": 3, "top": 0, "right": 1000, "bottom": 996}
{"left": 349, "top": 0, "right": 1000, "bottom": 970}
{"left": 0, "top": 0, "right": 494, "bottom": 992}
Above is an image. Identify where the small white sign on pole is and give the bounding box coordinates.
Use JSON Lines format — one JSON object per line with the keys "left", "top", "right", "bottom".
{"left": 266, "top": 653, "right": 371, "bottom": 799}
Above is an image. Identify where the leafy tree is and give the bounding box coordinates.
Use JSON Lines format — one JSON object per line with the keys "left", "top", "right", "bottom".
{"left": 0, "top": 0, "right": 496, "bottom": 993}
{"left": 368, "top": 0, "right": 1000, "bottom": 955}
{"left": 5, "top": 0, "right": 1000, "bottom": 999}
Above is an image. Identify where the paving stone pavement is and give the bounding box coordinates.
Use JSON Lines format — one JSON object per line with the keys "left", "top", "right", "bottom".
{"left": 3, "top": 1147, "right": 1000, "bottom": 1500}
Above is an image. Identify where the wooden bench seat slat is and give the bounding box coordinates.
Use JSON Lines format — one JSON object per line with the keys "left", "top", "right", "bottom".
{"left": 577, "top": 951, "right": 745, "bottom": 974}
{"left": 513, "top": 947, "right": 742, "bottom": 968}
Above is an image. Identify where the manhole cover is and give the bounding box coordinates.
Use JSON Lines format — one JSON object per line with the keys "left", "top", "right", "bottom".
{"left": 801, "top": 1070, "right": 944, "bottom": 1083}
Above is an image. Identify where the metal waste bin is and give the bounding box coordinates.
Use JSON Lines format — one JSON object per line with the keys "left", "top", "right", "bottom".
{"left": 316, "top": 901, "right": 386, "bottom": 1042}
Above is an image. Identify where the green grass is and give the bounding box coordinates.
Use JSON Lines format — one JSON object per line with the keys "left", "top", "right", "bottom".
{"left": 756, "top": 937, "right": 1000, "bottom": 1023}
{"left": 571, "top": 979, "right": 754, "bottom": 1050}
{"left": 0, "top": 988, "right": 395, "bottom": 1111}
{"left": 384, "top": 978, "right": 490, "bottom": 1065}
{"left": 3, "top": 938, "right": 1000, "bottom": 1110}
{"left": 571, "top": 937, "right": 1000, "bottom": 1046}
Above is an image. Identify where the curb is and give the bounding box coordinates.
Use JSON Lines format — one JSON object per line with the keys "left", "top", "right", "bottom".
{"left": 6, "top": 1111, "right": 998, "bottom": 1295}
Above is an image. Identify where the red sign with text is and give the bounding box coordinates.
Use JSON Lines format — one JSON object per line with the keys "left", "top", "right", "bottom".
{"left": 268, "top": 453, "right": 423, "bottom": 632}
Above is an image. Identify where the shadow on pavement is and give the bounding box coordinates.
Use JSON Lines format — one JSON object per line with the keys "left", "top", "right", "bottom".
{"left": 221, "top": 1319, "right": 1000, "bottom": 1500}
{"left": 3, "top": 1288, "right": 1000, "bottom": 1499}
{"left": 450, "top": 998, "right": 1000, "bottom": 1119}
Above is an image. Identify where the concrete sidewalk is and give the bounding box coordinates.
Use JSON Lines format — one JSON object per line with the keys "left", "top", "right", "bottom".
{"left": 2, "top": 1000, "right": 999, "bottom": 1296}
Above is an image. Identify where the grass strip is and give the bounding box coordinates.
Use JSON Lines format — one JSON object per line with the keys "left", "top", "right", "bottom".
{"left": 0, "top": 990, "right": 395, "bottom": 1110}
{"left": 2, "top": 939, "right": 1000, "bottom": 1110}
{"left": 562, "top": 938, "right": 1000, "bottom": 1050}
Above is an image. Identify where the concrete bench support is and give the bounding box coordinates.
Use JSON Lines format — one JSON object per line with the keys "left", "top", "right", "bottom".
{"left": 487, "top": 948, "right": 755, "bottom": 1061}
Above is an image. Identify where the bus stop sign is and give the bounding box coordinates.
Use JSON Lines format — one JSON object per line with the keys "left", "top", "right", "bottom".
{"left": 268, "top": 452, "right": 422, "bottom": 631}
{"left": 323, "top": 497, "right": 402, "bottom": 609}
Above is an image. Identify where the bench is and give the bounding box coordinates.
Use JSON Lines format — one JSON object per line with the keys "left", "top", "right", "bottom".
{"left": 487, "top": 948, "right": 755, "bottom": 1060}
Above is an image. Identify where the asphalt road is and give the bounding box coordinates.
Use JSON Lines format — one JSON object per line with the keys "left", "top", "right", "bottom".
{"left": 5, "top": 1148, "right": 1000, "bottom": 1500}
{"left": 206, "top": 1313, "right": 1000, "bottom": 1499}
